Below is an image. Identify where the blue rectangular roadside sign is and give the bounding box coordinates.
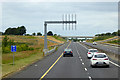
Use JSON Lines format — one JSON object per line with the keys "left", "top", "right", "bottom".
{"left": 11, "top": 45, "right": 16, "bottom": 52}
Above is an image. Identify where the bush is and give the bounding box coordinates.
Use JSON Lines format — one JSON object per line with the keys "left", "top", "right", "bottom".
{"left": 2, "top": 36, "right": 34, "bottom": 53}
{"left": 91, "top": 36, "right": 113, "bottom": 41}
{"left": 2, "top": 46, "right": 11, "bottom": 53}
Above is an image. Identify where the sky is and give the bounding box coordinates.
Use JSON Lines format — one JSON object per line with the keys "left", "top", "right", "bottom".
{"left": 0, "top": 0, "right": 119, "bottom": 36}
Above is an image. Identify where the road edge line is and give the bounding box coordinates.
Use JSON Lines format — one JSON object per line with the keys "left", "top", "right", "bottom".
{"left": 39, "top": 41, "right": 71, "bottom": 80}
{"left": 79, "top": 42, "right": 120, "bottom": 68}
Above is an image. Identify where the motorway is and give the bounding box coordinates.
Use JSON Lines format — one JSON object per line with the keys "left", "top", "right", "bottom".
{"left": 84, "top": 42, "right": 119, "bottom": 54}
{"left": 3, "top": 42, "right": 119, "bottom": 80}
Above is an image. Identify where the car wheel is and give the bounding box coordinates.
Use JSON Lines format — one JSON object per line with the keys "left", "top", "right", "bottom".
{"left": 106, "top": 65, "right": 109, "bottom": 68}
{"left": 63, "top": 55, "right": 65, "bottom": 57}
{"left": 91, "top": 65, "right": 94, "bottom": 68}
{"left": 88, "top": 57, "right": 91, "bottom": 59}
{"left": 71, "top": 55, "right": 73, "bottom": 57}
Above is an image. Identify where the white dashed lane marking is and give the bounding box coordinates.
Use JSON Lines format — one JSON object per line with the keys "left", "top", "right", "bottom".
{"left": 82, "top": 63, "right": 84, "bottom": 65}
{"left": 79, "top": 43, "right": 120, "bottom": 68}
{"left": 89, "top": 76, "right": 92, "bottom": 80}
{"left": 84, "top": 68, "right": 87, "bottom": 71}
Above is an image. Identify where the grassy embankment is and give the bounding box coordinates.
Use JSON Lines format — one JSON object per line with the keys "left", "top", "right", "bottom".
{"left": 39, "top": 36, "right": 66, "bottom": 43}
{"left": 87, "top": 36, "right": 119, "bottom": 45}
{"left": 87, "top": 36, "right": 114, "bottom": 42}
{"left": 1, "top": 35, "right": 64, "bottom": 77}
{"left": 107, "top": 39, "right": 120, "bottom": 45}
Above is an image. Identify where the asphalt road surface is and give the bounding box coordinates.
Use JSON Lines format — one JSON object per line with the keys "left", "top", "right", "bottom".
{"left": 3, "top": 42, "right": 119, "bottom": 80}
{"left": 84, "top": 42, "right": 119, "bottom": 54}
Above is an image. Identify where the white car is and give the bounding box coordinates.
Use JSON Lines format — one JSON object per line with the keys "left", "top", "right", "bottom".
{"left": 87, "top": 49, "right": 98, "bottom": 59}
{"left": 93, "top": 42, "right": 97, "bottom": 45}
{"left": 90, "top": 53, "right": 109, "bottom": 68}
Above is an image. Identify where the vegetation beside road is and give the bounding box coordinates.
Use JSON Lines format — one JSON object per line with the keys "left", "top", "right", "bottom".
{"left": 1, "top": 35, "right": 65, "bottom": 77}
{"left": 106, "top": 39, "right": 120, "bottom": 45}
{"left": 87, "top": 36, "right": 114, "bottom": 42}
{"left": 40, "top": 36, "right": 66, "bottom": 43}
{"left": 87, "top": 30, "right": 120, "bottom": 44}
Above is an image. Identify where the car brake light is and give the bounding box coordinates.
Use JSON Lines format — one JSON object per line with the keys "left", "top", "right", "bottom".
{"left": 64, "top": 51, "right": 65, "bottom": 53}
{"left": 93, "top": 59, "right": 97, "bottom": 60}
{"left": 88, "top": 52, "right": 91, "bottom": 54}
{"left": 104, "top": 58, "right": 108, "bottom": 60}
{"left": 71, "top": 51, "right": 72, "bottom": 53}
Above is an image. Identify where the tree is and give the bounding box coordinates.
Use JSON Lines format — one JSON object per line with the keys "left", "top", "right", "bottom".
{"left": 105, "top": 32, "right": 111, "bottom": 36}
{"left": 17, "top": 26, "right": 26, "bottom": 35}
{"left": 95, "top": 34, "right": 101, "bottom": 36}
{"left": 32, "top": 33, "right": 36, "bottom": 36}
{"left": 0, "top": 32, "right": 3, "bottom": 35}
{"left": 101, "top": 33, "right": 105, "bottom": 36}
{"left": 47, "top": 31, "right": 53, "bottom": 36}
{"left": 112, "top": 32, "right": 117, "bottom": 36}
{"left": 25, "top": 34, "right": 31, "bottom": 36}
{"left": 37, "top": 32, "right": 42, "bottom": 36}
{"left": 2, "top": 36, "right": 9, "bottom": 47}
{"left": 54, "top": 34, "right": 57, "bottom": 36}
{"left": 118, "top": 30, "right": 120, "bottom": 36}
{"left": 4, "top": 26, "right": 26, "bottom": 35}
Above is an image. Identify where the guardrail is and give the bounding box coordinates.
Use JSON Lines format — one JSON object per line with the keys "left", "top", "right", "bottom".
{"left": 43, "top": 42, "right": 67, "bottom": 56}
{"left": 82, "top": 42, "right": 120, "bottom": 62}
{"left": 99, "top": 42, "right": 120, "bottom": 47}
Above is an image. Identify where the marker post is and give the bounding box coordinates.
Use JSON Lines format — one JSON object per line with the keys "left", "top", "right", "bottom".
{"left": 11, "top": 45, "right": 16, "bottom": 65}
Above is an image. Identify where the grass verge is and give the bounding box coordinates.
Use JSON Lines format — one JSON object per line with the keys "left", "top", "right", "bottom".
{"left": 2, "top": 50, "right": 43, "bottom": 78}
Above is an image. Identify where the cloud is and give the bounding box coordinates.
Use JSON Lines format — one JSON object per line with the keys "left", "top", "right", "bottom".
{"left": 1, "top": 2, "right": 118, "bottom": 36}
{"left": 0, "top": 0, "right": 119, "bottom": 2}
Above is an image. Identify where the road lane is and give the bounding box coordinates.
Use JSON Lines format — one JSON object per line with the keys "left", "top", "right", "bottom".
{"left": 2, "top": 42, "right": 70, "bottom": 80}
{"left": 43, "top": 42, "right": 119, "bottom": 80}
{"left": 2, "top": 42, "right": 119, "bottom": 80}
{"left": 44, "top": 42, "right": 89, "bottom": 79}
{"left": 75, "top": 42, "right": 119, "bottom": 79}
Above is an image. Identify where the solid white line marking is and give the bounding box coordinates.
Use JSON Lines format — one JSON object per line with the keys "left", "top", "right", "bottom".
{"left": 79, "top": 43, "right": 120, "bottom": 68}
{"left": 84, "top": 68, "right": 87, "bottom": 71}
{"left": 89, "top": 76, "right": 92, "bottom": 80}
{"left": 109, "top": 61, "right": 120, "bottom": 67}
{"left": 79, "top": 43, "right": 88, "bottom": 50}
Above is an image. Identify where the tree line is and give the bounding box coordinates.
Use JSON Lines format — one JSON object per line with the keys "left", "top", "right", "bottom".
{"left": 1, "top": 26, "right": 56, "bottom": 36}
{"left": 95, "top": 30, "right": 120, "bottom": 36}
{"left": 2, "top": 26, "right": 26, "bottom": 35}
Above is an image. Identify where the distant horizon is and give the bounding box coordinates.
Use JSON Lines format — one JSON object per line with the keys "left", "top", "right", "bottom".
{"left": 0, "top": 26, "right": 119, "bottom": 36}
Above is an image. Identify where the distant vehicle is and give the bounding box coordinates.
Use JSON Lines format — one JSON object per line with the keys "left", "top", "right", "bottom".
{"left": 87, "top": 49, "right": 98, "bottom": 59}
{"left": 90, "top": 53, "right": 109, "bottom": 68}
{"left": 63, "top": 49, "right": 73, "bottom": 57}
{"left": 83, "top": 41, "right": 86, "bottom": 42}
{"left": 93, "top": 42, "right": 97, "bottom": 45}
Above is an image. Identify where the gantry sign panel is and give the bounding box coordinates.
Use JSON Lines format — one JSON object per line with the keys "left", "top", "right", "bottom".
{"left": 44, "top": 14, "right": 77, "bottom": 50}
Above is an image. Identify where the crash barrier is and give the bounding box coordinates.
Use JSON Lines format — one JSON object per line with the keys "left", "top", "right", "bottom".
{"left": 98, "top": 42, "right": 120, "bottom": 47}
{"left": 82, "top": 43, "right": 120, "bottom": 62}
{"left": 43, "top": 42, "right": 67, "bottom": 56}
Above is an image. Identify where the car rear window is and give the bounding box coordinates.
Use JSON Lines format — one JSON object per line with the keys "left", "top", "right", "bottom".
{"left": 94, "top": 54, "right": 106, "bottom": 58}
{"left": 89, "top": 50, "right": 98, "bottom": 52}
{"left": 65, "top": 49, "right": 71, "bottom": 51}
